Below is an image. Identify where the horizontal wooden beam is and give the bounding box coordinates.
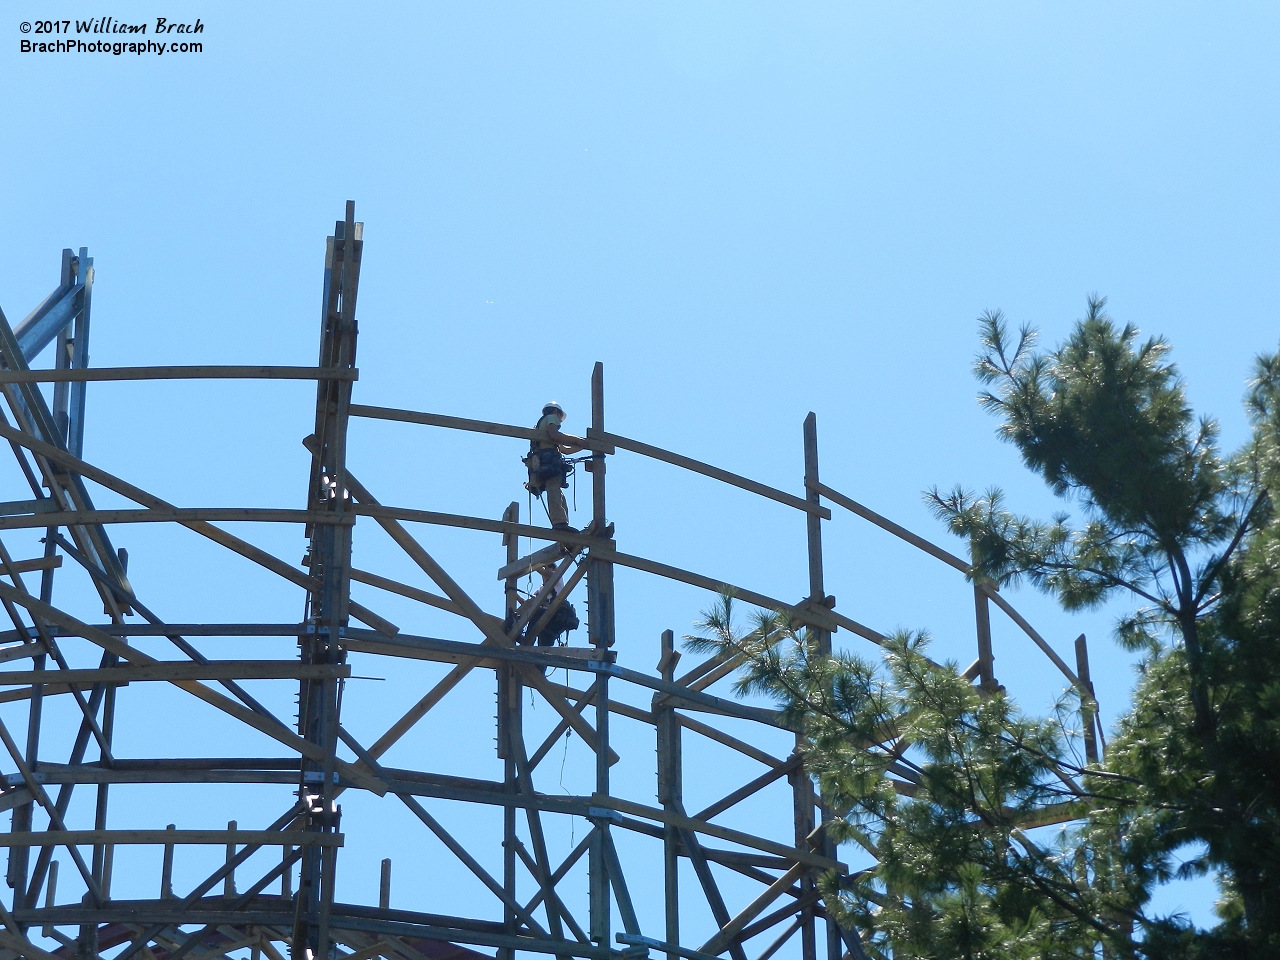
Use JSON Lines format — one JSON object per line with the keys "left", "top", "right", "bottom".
{"left": 341, "top": 631, "right": 613, "bottom": 674}
{"left": 0, "top": 682, "right": 84, "bottom": 703}
{"left": 0, "top": 366, "right": 358, "bottom": 383}
{"left": 497, "top": 542, "right": 569, "bottom": 581}
{"left": 3, "top": 768, "right": 299, "bottom": 786}
{"left": 590, "top": 429, "right": 830, "bottom": 519}
{"left": 0, "top": 662, "right": 350, "bottom": 685}
{"left": 0, "top": 555, "right": 61, "bottom": 575}
{"left": 0, "top": 508, "right": 351, "bottom": 532}
{"left": 0, "top": 623, "right": 307, "bottom": 643}
{"left": 349, "top": 404, "right": 615, "bottom": 454}
{"left": 350, "top": 504, "right": 600, "bottom": 549}
{"left": 0, "top": 830, "right": 343, "bottom": 847}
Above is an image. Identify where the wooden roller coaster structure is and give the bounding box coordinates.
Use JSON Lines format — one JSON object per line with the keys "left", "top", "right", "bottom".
{"left": 0, "top": 204, "right": 1103, "bottom": 960}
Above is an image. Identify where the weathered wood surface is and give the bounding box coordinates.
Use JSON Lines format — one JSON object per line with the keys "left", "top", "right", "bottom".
{"left": 0, "top": 830, "right": 343, "bottom": 847}
{"left": 590, "top": 429, "right": 830, "bottom": 519}
{"left": 0, "top": 366, "right": 358, "bottom": 383}
{"left": 0, "top": 662, "right": 351, "bottom": 685}
{"left": 0, "top": 509, "right": 350, "bottom": 532}
{"left": 349, "top": 404, "right": 614, "bottom": 454}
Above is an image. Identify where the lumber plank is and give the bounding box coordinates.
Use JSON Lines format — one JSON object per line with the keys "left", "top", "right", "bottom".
{"left": 0, "top": 662, "right": 351, "bottom": 685}
{"left": 590, "top": 429, "right": 829, "bottom": 519}
{"left": 348, "top": 404, "right": 614, "bottom": 454}
{"left": 0, "top": 366, "right": 358, "bottom": 384}
{"left": 0, "top": 509, "right": 350, "bottom": 532}
{"left": 350, "top": 504, "right": 600, "bottom": 550}
{"left": 0, "top": 830, "right": 342, "bottom": 847}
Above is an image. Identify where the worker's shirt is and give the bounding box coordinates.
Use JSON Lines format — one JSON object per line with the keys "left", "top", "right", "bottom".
{"left": 533, "top": 413, "right": 563, "bottom": 451}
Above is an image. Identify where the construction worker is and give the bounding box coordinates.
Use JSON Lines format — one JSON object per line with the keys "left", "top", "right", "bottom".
{"left": 524, "top": 401, "right": 585, "bottom": 531}
{"left": 518, "top": 563, "right": 580, "bottom": 648}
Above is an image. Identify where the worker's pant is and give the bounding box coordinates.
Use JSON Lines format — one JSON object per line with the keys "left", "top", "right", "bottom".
{"left": 532, "top": 472, "right": 569, "bottom": 526}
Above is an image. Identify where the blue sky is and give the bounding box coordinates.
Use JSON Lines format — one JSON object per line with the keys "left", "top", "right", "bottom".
{"left": 4, "top": 0, "right": 1278, "bottom": 948}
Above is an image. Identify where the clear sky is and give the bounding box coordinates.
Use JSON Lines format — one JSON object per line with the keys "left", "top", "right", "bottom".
{"left": 4, "top": 0, "right": 1278, "bottom": 948}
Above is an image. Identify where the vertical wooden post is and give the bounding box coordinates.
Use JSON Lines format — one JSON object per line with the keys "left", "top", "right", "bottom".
{"left": 10, "top": 252, "right": 75, "bottom": 911}
{"left": 161, "top": 825, "right": 175, "bottom": 900}
{"left": 799, "top": 413, "right": 826, "bottom": 960}
{"left": 282, "top": 846, "right": 293, "bottom": 900}
{"left": 498, "top": 501, "right": 521, "bottom": 960}
{"left": 42, "top": 859, "right": 57, "bottom": 939}
{"left": 971, "top": 541, "right": 996, "bottom": 690}
{"left": 67, "top": 247, "right": 93, "bottom": 460}
{"left": 102, "top": 843, "right": 113, "bottom": 902}
{"left": 1075, "top": 635, "right": 1099, "bottom": 764}
{"left": 656, "top": 629, "right": 682, "bottom": 960}
{"left": 379, "top": 859, "right": 391, "bottom": 910}
{"left": 92, "top": 680, "right": 116, "bottom": 898}
{"left": 973, "top": 585, "right": 995, "bottom": 689}
{"left": 587, "top": 361, "right": 614, "bottom": 946}
{"left": 296, "top": 202, "right": 362, "bottom": 960}
{"left": 78, "top": 889, "right": 97, "bottom": 960}
{"left": 50, "top": 247, "right": 75, "bottom": 449}
{"left": 225, "top": 821, "right": 238, "bottom": 897}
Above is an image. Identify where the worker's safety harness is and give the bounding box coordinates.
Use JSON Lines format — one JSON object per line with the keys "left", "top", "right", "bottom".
{"left": 523, "top": 442, "right": 590, "bottom": 494}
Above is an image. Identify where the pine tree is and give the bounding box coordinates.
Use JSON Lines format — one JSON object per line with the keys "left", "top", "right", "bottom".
{"left": 928, "top": 300, "right": 1280, "bottom": 956}
{"left": 693, "top": 302, "right": 1280, "bottom": 957}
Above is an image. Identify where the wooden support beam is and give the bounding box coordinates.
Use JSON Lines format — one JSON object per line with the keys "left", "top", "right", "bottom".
{"left": 0, "top": 623, "right": 314, "bottom": 641}
{"left": 693, "top": 757, "right": 801, "bottom": 823}
{"left": 497, "top": 543, "right": 568, "bottom": 582}
{"left": 736, "top": 889, "right": 824, "bottom": 944}
{"left": 588, "top": 429, "right": 829, "bottom": 519}
{"left": 351, "top": 504, "right": 603, "bottom": 551}
{"left": 0, "top": 366, "right": 359, "bottom": 384}
{"left": 656, "top": 630, "right": 681, "bottom": 960}
{"left": 351, "top": 568, "right": 495, "bottom": 627}
{"left": 342, "top": 636, "right": 608, "bottom": 672}
{"left": 0, "top": 663, "right": 351, "bottom": 685}
{"left": 699, "top": 862, "right": 807, "bottom": 957}
{"left": 0, "top": 830, "right": 342, "bottom": 847}
{"left": 812, "top": 480, "right": 971, "bottom": 573}
{"left": 0, "top": 508, "right": 351, "bottom": 532}
{"left": 1075, "top": 634, "right": 1099, "bottom": 764}
{"left": 0, "top": 555, "right": 61, "bottom": 575}
{"left": 349, "top": 404, "right": 615, "bottom": 455}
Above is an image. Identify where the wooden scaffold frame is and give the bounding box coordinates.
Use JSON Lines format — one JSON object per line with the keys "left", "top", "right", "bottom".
{"left": 0, "top": 204, "right": 1104, "bottom": 960}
